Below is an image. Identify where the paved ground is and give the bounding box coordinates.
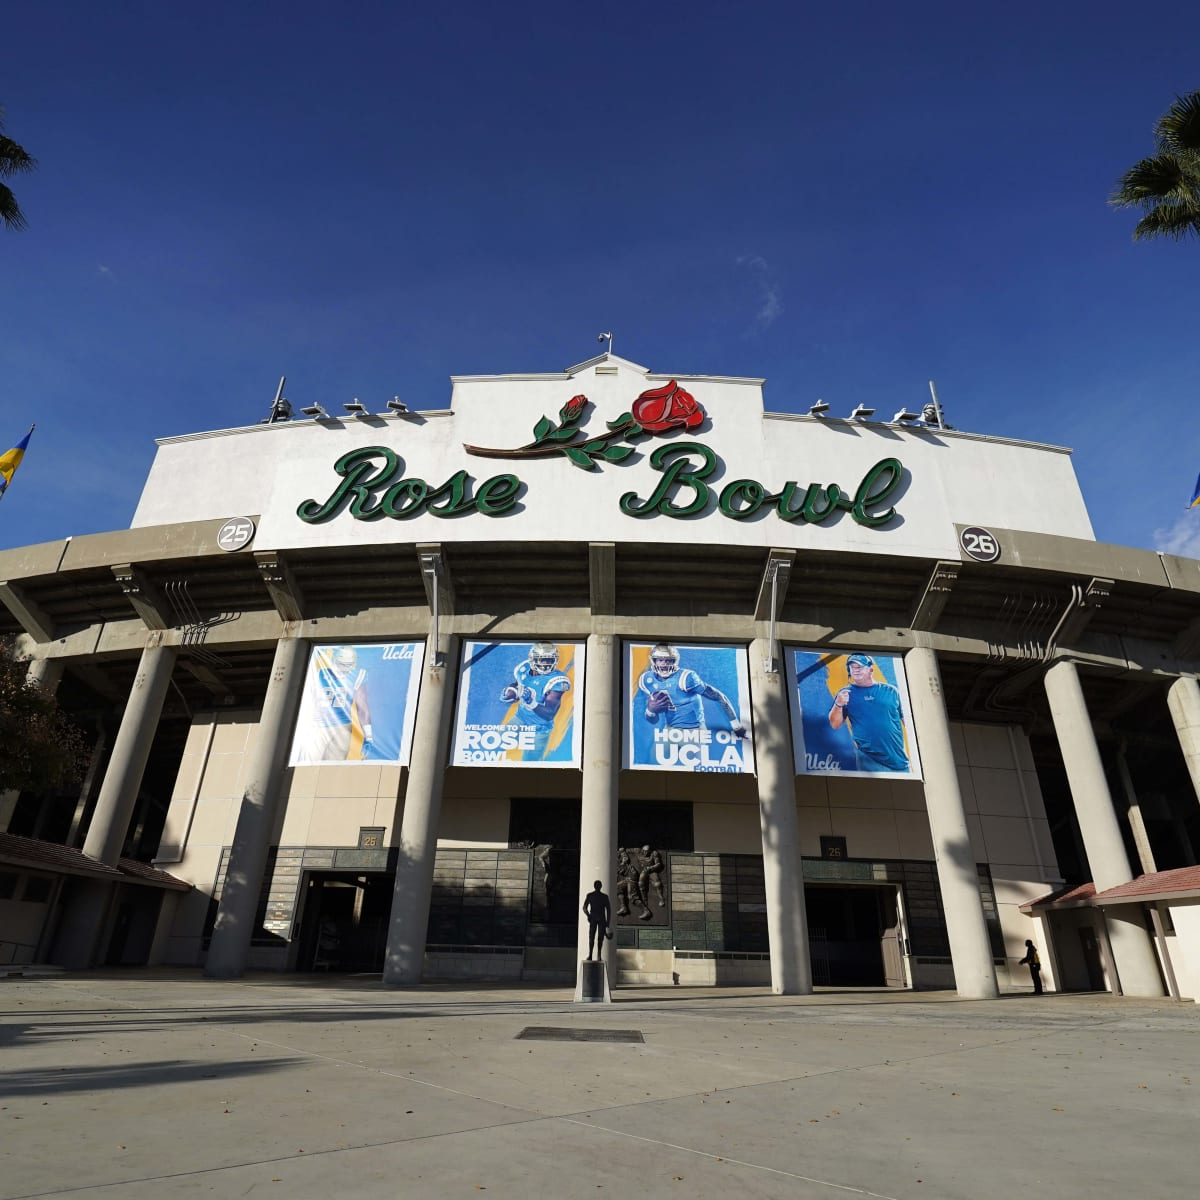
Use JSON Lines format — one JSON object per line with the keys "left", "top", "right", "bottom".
{"left": 1, "top": 972, "right": 1197, "bottom": 1199}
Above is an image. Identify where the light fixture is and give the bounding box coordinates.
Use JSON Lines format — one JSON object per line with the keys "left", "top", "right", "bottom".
{"left": 808, "top": 399, "right": 830, "bottom": 417}
{"left": 386, "top": 397, "right": 409, "bottom": 414}
{"left": 301, "top": 404, "right": 328, "bottom": 419}
{"left": 343, "top": 400, "right": 370, "bottom": 417}
{"left": 851, "top": 403, "right": 875, "bottom": 420}
{"left": 892, "top": 408, "right": 921, "bottom": 423}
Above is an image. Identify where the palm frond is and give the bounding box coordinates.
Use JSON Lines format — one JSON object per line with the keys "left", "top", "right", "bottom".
{"left": 1156, "top": 89, "right": 1200, "bottom": 155}
{"left": 1110, "top": 152, "right": 1197, "bottom": 207}
{"left": 0, "top": 134, "right": 36, "bottom": 179}
{"left": 0, "top": 181, "right": 28, "bottom": 230}
{"left": 1132, "top": 203, "right": 1200, "bottom": 241}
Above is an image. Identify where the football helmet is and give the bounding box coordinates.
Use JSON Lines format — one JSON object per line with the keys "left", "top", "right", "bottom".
{"left": 649, "top": 643, "right": 680, "bottom": 679}
{"left": 333, "top": 646, "right": 358, "bottom": 671}
{"left": 528, "top": 642, "right": 558, "bottom": 675}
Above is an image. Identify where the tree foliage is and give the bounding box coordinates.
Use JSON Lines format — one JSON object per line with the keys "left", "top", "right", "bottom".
{"left": 1111, "top": 90, "right": 1200, "bottom": 241}
{"left": 0, "top": 108, "right": 36, "bottom": 232}
{"left": 0, "top": 641, "right": 89, "bottom": 795}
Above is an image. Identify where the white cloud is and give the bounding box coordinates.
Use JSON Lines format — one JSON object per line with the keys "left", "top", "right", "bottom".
{"left": 1153, "top": 509, "right": 1200, "bottom": 558}
{"left": 736, "top": 254, "right": 782, "bottom": 330}
{"left": 97, "top": 264, "right": 114, "bottom": 281}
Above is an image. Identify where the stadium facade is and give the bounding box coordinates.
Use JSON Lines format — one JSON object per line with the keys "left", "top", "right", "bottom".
{"left": 3, "top": 353, "right": 1200, "bottom": 1001}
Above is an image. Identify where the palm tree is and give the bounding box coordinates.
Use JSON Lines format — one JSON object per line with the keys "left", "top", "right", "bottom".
{"left": 1111, "top": 90, "right": 1200, "bottom": 241}
{"left": 0, "top": 109, "right": 36, "bottom": 232}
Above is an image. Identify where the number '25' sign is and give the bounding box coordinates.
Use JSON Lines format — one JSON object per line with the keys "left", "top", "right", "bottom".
{"left": 959, "top": 526, "right": 1000, "bottom": 563}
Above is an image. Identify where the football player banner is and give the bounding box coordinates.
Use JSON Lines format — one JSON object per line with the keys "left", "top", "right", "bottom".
{"left": 785, "top": 648, "right": 922, "bottom": 780}
{"left": 450, "top": 640, "right": 584, "bottom": 768}
{"left": 624, "top": 642, "right": 754, "bottom": 774}
{"left": 288, "top": 642, "right": 425, "bottom": 766}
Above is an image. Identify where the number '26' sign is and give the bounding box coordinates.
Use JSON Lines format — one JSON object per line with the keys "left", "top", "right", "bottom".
{"left": 959, "top": 526, "right": 1001, "bottom": 563}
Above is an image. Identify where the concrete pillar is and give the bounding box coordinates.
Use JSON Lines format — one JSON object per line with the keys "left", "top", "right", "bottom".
{"left": 0, "top": 657, "right": 66, "bottom": 832}
{"left": 82, "top": 640, "right": 177, "bottom": 866}
{"left": 574, "top": 633, "right": 619, "bottom": 1001}
{"left": 1167, "top": 675, "right": 1200, "bottom": 811}
{"left": 905, "top": 646, "right": 998, "bottom": 999}
{"left": 204, "top": 636, "right": 307, "bottom": 979}
{"left": 750, "top": 637, "right": 811, "bottom": 994}
{"left": 382, "top": 635, "right": 459, "bottom": 986}
{"left": 1043, "top": 659, "right": 1164, "bottom": 997}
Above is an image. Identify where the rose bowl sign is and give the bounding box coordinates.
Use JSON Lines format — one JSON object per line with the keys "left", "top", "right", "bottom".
{"left": 297, "top": 381, "right": 905, "bottom": 530}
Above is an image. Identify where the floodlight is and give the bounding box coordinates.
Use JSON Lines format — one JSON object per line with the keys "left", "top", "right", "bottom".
{"left": 808, "top": 400, "right": 830, "bottom": 417}
{"left": 343, "top": 400, "right": 370, "bottom": 417}
{"left": 892, "top": 408, "right": 921, "bottom": 423}
{"left": 851, "top": 403, "right": 875, "bottom": 420}
{"left": 387, "top": 397, "right": 410, "bottom": 414}
{"left": 301, "top": 404, "right": 328, "bottom": 419}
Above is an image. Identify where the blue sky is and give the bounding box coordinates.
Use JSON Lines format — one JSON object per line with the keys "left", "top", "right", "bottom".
{"left": 2, "top": 2, "right": 1198, "bottom": 555}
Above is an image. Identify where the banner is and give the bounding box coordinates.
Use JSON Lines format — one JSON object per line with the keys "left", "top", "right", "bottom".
{"left": 289, "top": 642, "right": 424, "bottom": 766}
{"left": 451, "top": 640, "right": 584, "bottom": 768}
{"left": 624, "top": 642, "right": 754, "bottom": 773}
{"left": 786, "top": 649, "right": 921, "bottom": 779}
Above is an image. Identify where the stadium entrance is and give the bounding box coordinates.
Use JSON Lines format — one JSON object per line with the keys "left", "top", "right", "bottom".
{"left": 806, "top": 884, "right": 907, "bottom": 987}
{"left": 296, "top": 871, "right": 392, "bottom": 972}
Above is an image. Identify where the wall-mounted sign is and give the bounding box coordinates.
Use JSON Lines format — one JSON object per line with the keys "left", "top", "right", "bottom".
{"left": 623, "top": 641, "right": 754, "bottom": 774}
{"left": 786, "top": 649, "right": 922, "bottom": 780}
{"left": 450, "top": 640, "right": 584, "bottom": 768}
{"left": 217, "top": 516, "right": 255, "bottom": 552}
{"left": 289, "top": 642, "right": 425, "bottom": 766}
{"left": 959, "top": 526, "right": 1001, "bottom": 563}
{"left": 296, "top": 386, "right": 904, "bottom": 530}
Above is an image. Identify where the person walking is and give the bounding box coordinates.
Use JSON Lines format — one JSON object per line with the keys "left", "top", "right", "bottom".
{"left": 1019, "top": 939, "right": 1043, "bottom": 994}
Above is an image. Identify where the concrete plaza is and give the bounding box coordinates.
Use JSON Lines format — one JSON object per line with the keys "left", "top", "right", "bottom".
{"left": 1, "top": 972, "right": 1196, "bottom": 1199}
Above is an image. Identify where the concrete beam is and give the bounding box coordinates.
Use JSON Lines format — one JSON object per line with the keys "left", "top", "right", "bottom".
{"left": 180, "top": 658, "right": 234, "bottom": 703}
{"left": 254, "top": 550, "right": 305, "bottom": 622}
{"left": 0, "top": 580, "right": 56, "bottom": 642}
{"left": 589, "top": 543, "right": 616, "bottom": 616}
{"left": 1053, "top": 578, "right": 1113, "bottom": 649}
{"left": 753, "top": 549, "right": 795, "bottom": 621}
{"left": 910, "top": 561, "right": 960, "bottom": 631}
{"left": 111, "top": 563, "right": 171, "bottom": 630}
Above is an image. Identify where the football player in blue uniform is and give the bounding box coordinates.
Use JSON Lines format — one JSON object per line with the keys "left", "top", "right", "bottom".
{"left": 302, "top": 644, "right": 373, "bottom": 761}
{"left": 638, "top": 644, "right": 747, "bottom": 737}
{"left": 499, "top": 641, "right": 571, "bottom": 759}
{"left": 828, "top": 652, "right": 909, "bottom": 772}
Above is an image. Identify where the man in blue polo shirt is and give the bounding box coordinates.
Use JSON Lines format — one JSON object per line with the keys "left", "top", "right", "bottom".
{"left": 827, "top": 653, "right": 909, "bottom": 773}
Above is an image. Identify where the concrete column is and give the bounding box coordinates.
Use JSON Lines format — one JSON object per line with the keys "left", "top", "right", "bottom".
{"left": 1043, "top": 659, "right": 1164, "bottom": 997}
{"left": 204, "top": 636, "right": 308, "bottom": 979}
{"left": 905, "top": 646, "right": 998, "bottom": 999}
{"left": 1167, "top": 675, "right": 1200, "bottom": 811}
{"left": 574, "top": 633, "right": 619, "bottom": 1001}
{"left": 0, "top": 657, "right": 66, "bottom": 832}
{"left": 382, "top": 635, "right": 460, "bottom": 986}
{"left": 750, "top": 637, "right": 811, "bottom": 994}
{"left": 82, "top": 640, "right": 177, "bottom": 866}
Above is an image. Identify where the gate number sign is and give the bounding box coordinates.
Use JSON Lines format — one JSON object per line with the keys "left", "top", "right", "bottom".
{"left": 959, "top": 526, "right": 1000, "bottom": 563}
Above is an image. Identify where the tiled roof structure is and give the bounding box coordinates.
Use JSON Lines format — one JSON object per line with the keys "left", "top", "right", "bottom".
{"left": 0, "top": 832, "right": 190, "bottom": 891}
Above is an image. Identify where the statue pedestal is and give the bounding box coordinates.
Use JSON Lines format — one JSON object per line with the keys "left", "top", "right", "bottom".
{"left": 574, "top": 957, "right": 612, "bottom": 1004}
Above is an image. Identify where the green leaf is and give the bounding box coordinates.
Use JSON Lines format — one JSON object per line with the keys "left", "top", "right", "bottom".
{"left": 532, "top": 416, "right": 554, "bottom": 443}
{"left": 545, "top": 426, "right": 581, "bottom": 441}
{"left": 581, "top": 440, "right": 605, "bottom": 454}
{"left": 562, "top": 446, "right": 598, "bottom": 470}
{"left": 606, "top": 411, "right": 635, "bottom": 430}
{"left": 602, "top": 442, "right": 635, "bottom": 463}
{"left": 626, "top": 422, "right": 645, "bottom": 437}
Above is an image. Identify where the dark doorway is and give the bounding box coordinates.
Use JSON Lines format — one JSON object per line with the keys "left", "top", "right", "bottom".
{"left": 296, "top": 872, "right": 392, "bottom": 971}
{"left": 806, "top": 885, "right": 895, "bottom": 987}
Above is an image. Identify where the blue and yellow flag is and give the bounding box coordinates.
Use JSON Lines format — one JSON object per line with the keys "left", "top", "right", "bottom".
{"left": 0, "top": 426, "right": 34, "bottom": 497}
{"left": 1191, "top": 472, "right": 1200, "bottom": 509}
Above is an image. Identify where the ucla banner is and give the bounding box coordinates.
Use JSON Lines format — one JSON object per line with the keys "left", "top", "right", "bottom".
{"left": 451, "top": 640, "right": 584, "bottom": 767}
{"left": 624, "top": 642, "right": 754, "bottom": 773}
{"left": 786, "top": 649, "right": 922, "bottom": 780}
{"left": 289, "top": 642, "right": 424, "bottom": 766}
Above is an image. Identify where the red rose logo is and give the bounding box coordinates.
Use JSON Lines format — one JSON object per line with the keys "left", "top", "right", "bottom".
{"left": 631, "top": 380, "right": 705, "bottom": 434}
{"left": 559, "top": 394, "right": 588, "bottom": 424}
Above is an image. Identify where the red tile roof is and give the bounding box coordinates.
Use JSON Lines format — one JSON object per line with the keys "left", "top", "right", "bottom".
{"left": 1093, "top": 865, "right": 1200, "bottom": 904}
{"left": 1021, "top": 882, "right": 1096, "bottom": 911}
{"left": 0, "top": 832, "right": 190, "bottom": 891}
